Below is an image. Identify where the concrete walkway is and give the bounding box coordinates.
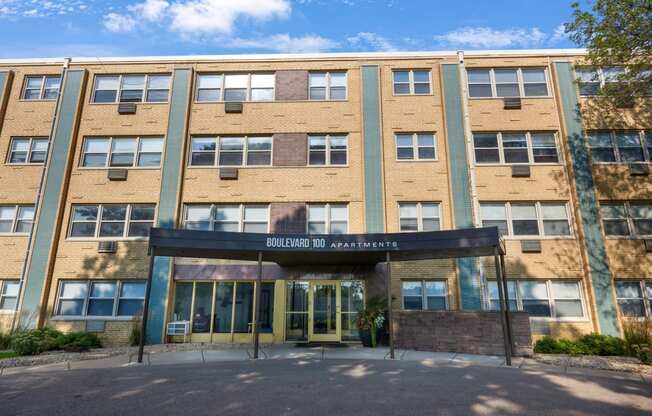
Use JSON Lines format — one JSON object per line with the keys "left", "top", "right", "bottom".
{"left": 0, "top": 345, "right": 648, "bottom": 383}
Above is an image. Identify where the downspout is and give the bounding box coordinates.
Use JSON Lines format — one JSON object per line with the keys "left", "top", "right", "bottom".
{"left": 456, "top": 51, "right": 487, "bottom": 307}
{"left": 10, "top": 57, "right": 71, "bottom": 332}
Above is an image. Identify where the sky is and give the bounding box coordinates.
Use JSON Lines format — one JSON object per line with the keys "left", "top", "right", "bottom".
{"left": 0, "top": 0, "right": 581, "bottom": 58}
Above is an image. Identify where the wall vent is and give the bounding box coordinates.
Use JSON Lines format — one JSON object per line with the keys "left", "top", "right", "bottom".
{"left": 511, "top": 165, "right": 531, "bottom": 178}
{"left": 97, "top": 241, "right": 117, "bottom": 254}
{"left": 521, "top": 240, "right": 541, "bottom": 253}
{"left": 118, "top": 102, "right": 137, "bottom": 114}
{"left": 225, "top": 102, "right": 243, "bottom": 113}
{"left": 503, "top": 97, "right": 522, "bottom": 110}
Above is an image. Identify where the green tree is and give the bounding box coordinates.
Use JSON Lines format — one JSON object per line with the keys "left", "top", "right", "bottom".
{"left": 566, "top": 0, "right": 652, "bottom": 101}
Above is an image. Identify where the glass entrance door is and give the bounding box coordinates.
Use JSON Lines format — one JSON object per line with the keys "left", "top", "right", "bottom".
{"left": 309, "top": 281, "right": 340, "bottom": 342}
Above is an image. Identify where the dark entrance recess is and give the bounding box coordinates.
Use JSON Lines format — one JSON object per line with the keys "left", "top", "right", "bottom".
{"left": 139, "top": 227, "right": 515, "bottom": 364}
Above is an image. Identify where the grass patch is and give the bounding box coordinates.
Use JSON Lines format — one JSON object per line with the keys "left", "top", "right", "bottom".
{"left": 0, "top": 351, "right": 18, "bottom": 360}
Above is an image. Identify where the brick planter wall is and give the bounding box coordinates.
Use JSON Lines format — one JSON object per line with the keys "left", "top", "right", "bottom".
{"left": 394, "top": 311, "right": 532, "bottom": 356}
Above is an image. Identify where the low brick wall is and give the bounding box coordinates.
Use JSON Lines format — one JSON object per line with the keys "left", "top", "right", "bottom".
{"left": 394, "top": 311, "right": 532, "bottom": 356}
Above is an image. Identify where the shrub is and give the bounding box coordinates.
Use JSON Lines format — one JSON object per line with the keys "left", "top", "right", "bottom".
{"left": 55, "top": 332, "right": 102, "bottom": 352}
{"left": 0, "top": 332, "right": 11, "bottom": 350}
{"left": 533, "top": 336, "right": 561, "bottom": 354}
{"left": 10, "top": 327, "right": 62, "bottom": 356}
{"left": 129, "top": 322, "right": 142, "bottom": 347}
{"left": 623, "top": 318, "right": 652, "bottom": 355}
{"left": 577, "top": 334, "right": 626, "bottom": 356}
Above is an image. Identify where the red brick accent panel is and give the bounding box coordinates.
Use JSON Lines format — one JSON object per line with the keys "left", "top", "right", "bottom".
{"left": 270, "top": 202, "right": 307, "bottom": 234}
{"left": 393, "top": 311, "right": 532, "bottom": 356}
{"left": 275, "top": 70, "right": 309, "bottom": 100}
{"left": 273, "top": 133, "right": 308, "bottom": 166}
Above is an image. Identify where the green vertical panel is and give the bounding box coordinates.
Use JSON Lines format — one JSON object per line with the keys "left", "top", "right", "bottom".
{"left": 555, "top": 62, "right": 619, "bottom": 336}
{"left": 361, "top": 65, "right": 385, "bottom": 233}
{"left": 441, "top": 64, "right": 481, "bottom": 310}
{"left": 21, "top": 70, "right": 83, "bottom": 328}
{"left": 146, "top": 68, "right": 191, "bottom": 343}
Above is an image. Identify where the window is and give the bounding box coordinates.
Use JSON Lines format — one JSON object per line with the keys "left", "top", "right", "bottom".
{"left": 195, "top": 73, "right": 275, "bottom": 102}
{"left": 183, "top": 204, "right": 269, "bottom": 233}
{"left": 0, "top": 205, "right": 35, "bottom": 234}
{"left": 189, "top": 136, "right": 272, "bottom": 167}
{"left": 308, "top": 135, "right": 348, "bottom": 165}
{"left": 393, "top": 70, "right": 431, "bottom": 95}
{"left": 0, "top": 280, "right": 19, "bottom": 311}
{"left": 587, "top": 131, "right": 651, "bottom": 163}
{"left": 307, "top": 203, "right": 348, "bottom": 234}
{"left": 22, "top": 75, "right": 60, "bottom": 100}
{"left": 81, "top": 137, "right": 164, "bottom": 168}
{"left": 399, "top": 203, "right": 440, "bottom": 232}
{"left": 616, "top": 281, "right": 652, "bottom": 317}
{"left": 68, "top": 204, "right": 155, "bottom": 239}
{"left": 309, "top": 72, "right": 347, "bottom": 100}
{"left": 472, "top": 132, "right": 559, "bottom": 164}
{"left": 56, "top": 280, "right": 145, "bottom": 317}
{"left": 402, "top": 280, "right": 447, "bottom": 310}
{"left": 600, "top": 201, "right": 652, "bottom": 237}
{"left": 575, "top": 67, "right": 650, "bottom": 96}
{"left": 7, "top": 137, "right": 48, "bottom": 164}
{"left": 479, "top": 202, "right": 571, "bottom": 237}
{"left": 487, "top": 280, "right": 585, "bottom": 319}
{"left": 92, "top": 74, "right": 171, "bottom": 103}
{"left": 395, "top": 133, "right": 436, "bottom": 160}
{"left": 467, "top": 68, "right": 549, "bottom": 98}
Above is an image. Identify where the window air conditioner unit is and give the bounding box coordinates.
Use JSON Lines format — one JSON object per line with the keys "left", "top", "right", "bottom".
{"left": 644, "top": 239, "right": 652, "bottom": 253}
{"left": 219, "top": 168, "right": 238, "bottom": 180}
{"left": 118, "top": 102, "right": 137, "bottom": 114}
{"left": 503, "top": 97, "right": 521, "bottom": 110}
{"left": 629, "top": 163, "right": 649, "bottom": 177}
{"left": 511, "top": 165, "right": 531, "bottom": 178}
{"left": 97, "top": 241, "right": 117, "bottom": 254}
{"left": 107, "top": 169, "right": 128, "bottom": 181}
{"left": 225, "top": 102, "right": 243, "bottom": 113}
{"left": 520, "top": 240, "right": 541, "bottom": 253}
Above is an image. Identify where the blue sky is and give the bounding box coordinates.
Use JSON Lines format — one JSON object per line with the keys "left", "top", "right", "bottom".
{"left": 0, "top": 0, "right": 579, "bottom": 58}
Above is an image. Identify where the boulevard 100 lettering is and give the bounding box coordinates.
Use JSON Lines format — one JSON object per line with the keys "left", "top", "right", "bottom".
{"left": 265, "top": 237, "right": 398, "bottom": 250}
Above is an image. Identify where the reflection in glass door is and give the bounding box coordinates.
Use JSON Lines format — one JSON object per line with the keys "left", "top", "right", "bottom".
{"left": 310, "top": 282, "right": 340, "bottom": 342}
{"left": 286, "top": 281, "right": 309, "bottom": 341}
{"left": 341, "top": 281, "right": 364, "bottom": 341}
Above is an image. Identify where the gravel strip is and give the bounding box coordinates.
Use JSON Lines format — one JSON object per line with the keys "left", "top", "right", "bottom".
{"left": 534, "top": 353, "right": 651, "bottom": 375}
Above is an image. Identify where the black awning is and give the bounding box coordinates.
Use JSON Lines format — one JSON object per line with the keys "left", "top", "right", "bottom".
{"left": 148, "top": 226, "right": 504, "bottom": 266}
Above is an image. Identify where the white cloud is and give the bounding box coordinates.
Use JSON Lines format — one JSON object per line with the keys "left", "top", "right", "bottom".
{"left": 347, "top": 32, "right": 396, "bottom": 51}
{"left": 104, "top": 12, "right": 137, "bottom": 33}
{"left": 127, "top": 0, "right": 169, "bottom": 21}
{"left": 434, "top": 27, "right": 547, "bottom": 49}
{"left": 228, "top": 33, "right": 338, "bottom": 53}
{"left": 0, "top": 0, "right": 89, "bottom": 18}
{"left": 550, "top": 24, "right": 568, "bottom": 44}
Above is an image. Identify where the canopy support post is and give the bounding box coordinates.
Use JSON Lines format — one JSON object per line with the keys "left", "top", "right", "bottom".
{"left": 386, "top": 251, "right": 395, "bottom": 360}
{"left": 494, "top": 250, "right": 512, "bottom": 366}
{"left": 253, "top": 251, "right": 263, "bottom": 359}
{"left": 500, "top": 254, "right": 514, "bottom": 354}
{"left": 138, "top": 248, "right": 156, "bottom": 364}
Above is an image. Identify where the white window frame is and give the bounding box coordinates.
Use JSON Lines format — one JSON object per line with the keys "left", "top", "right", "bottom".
{"left": 600, "top": 201, "right": 652, "bottom": 239}
{"left": 472, "top": 132, "right": 561, "bottom": 165}
{"left": 394, "top": 133, "right": 437, "bottom": 161}
{"left": 54, "top": 280, "right": 146, "bottom": 319}
{"left": 307, "top": 134, "right": 349, "bottom": 166}
{"left": 79, "top": 136, "right": 165, "bottom": 169}
{"left": 392, "top": 70, "right": 432, "bottom": 96}
{"left": 466, "top": 67, "right": 551, "bottom": 98}
{"left": 183, "top": 204, "right": 270, "bottom": 233}
{"left": 574, "top": 66, "right": 650, "bottom": 97}
{"left": 615, "top": 280, "right": 652, "bottom": 318}
{"left": 6, "top": 137, "right": 49, "bottom": 165}
{"left": 91, "top": 74, "right": 171, "bottom": 104}
{"left": 486, "top": 279, "right": 587, "bottom": 321}
{"left": 401, "top": 280, "right": 449, "bottom": 311}
{"left": 21, "top": 75, "right": 61, "bottom": 100}
{"left": 0, "top": 205, "right": 35, "bottom": 235}
{"left": 398, "top": 202, "right": 441, "bottom": 232}
{"left": 194, "top": 73, "right": 275, "bottom": 102}
{"left": 479, "top": 201, "right": 573, "bottom": 239}
{"left": 586, "top": 130, "right": 652, "bottom": 164}
{"left": 188, "top": 136, "right": 273, "bottom": 167}
{"left": 307, "top": 203, "right": 349, "bottom": 234}
{"left": 67, "top": 204, "right": 157, "bottom": 240}
{"left": 308, "top": 71, "right": 348, "bottom": 101}
{"left": 0, "top": 280, "right": 20, "bottom": 312}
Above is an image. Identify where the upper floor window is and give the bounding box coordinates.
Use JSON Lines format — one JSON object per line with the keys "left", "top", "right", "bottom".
{"left": 81, "top": 137, "right": 164, "bottom": 168}
{"left": 92, "top": 74, "right": 171, "bottom": 103}
{"left": 0, "top": 280, "right": 19, "bottom": 311}
{"left": 587, "top": 131, "right": 652, "bottom": 163}
{"left": 399, "top": 202, "right": 440, "bottom": 232}
{"left": 473, "top": 132, "right": 559, "bottom": 164}
{"left": 480, "top": 202, "right": 572, "bottom": 237}
{"left": 56, "top": 280, "right": 145, "bottom": 317}
{"left": 487, "top": 280, "right": 585, "bottom": 319}
{"left": 0, "top": 205, "right": 35, "bottom": 234}
{"left": 309, "top": 72, "right": 347, "bottom": 100}
{"left": 307, "top": 203, "right": 348, "bottom": 234}
{"left": 575, "top": 66, "right": 651, "bottom": 96}
{"left": 184, "top": 204, "right": 269, "bottom": 233}
{"left": 189, "top": 136, "right": 272, "bottom": 167}
{"left": 402, "top": 280, "right": 447, "bottom": 310}
{"left": 195, "top": 73, "right": 274, "bottom": 102}
{"left": 615, "top": 280, "right": 652, "bottom": 317}
{"left": 393, "top": 70, "right": 431, "bottom": 95}
{"left": 22, "top": 75, "right": 60, "bottom": 100}
{"left": 69, "top": 204, "right": 155, "bottom": 239}
{"left": 7, "top": 137, "right": 48, "bottom": 164}
{"left": 467, "top": 68, "right": 549, "bottom": 98}
{"left": 600, "top": 201, "right": 652, "bottom": 237}
{"left": 395, "top": 133, "right": 436, "bottom": 160}
{"left": 308, "top": 135, "right": 347, "bottom": 165}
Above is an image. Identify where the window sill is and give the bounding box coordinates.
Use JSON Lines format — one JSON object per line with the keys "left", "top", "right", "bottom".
{"left": 394, "top": 158, "right": 439, "bottom": 163}
{"left": 88, "top": 102, "right": 169, "bottom": 106}
{"left": 0, "top": 233, "right": 30, "bottom": 237}
{"left": 186, "top": 165, "right": 351, "bottom": 169}
{"left": 4, "top": 163, "right": 46, "bottom": 167}
{"left": 65, "top": 237, "right": 149, "bottom": 243}
{"left": 592, "top": 161, "right": 652, "bottom": 165}
{"left": 392, "top": 93, "right": 434, "bottom": 97}
{"left": 193, "top": 99, "right": 350, "bottom": 104}
{"left": 474, "top": 163, "right": 563, "bottom": 167}
{"left": 17, "top": 99, "right": 58, "bottom": 103}
{"left": 467, "top": 96, "right": 553, "bottom": 100}
{"left": 503, "top": 236, "right": 576, "bottom": 241}
{"left": 51, "top": 316, "right": 139, "bottom": 321}
{"left": 76, "top": 166, "right": 162, "bottom": 171}
{"left": 605, "top": 236, "right": 651, "bottom": 240}
{"left": 529, "top": 317, "right": 590, "bottom": 323}
{"left": 0, "top": 310, "right": 17, "bottom": 315}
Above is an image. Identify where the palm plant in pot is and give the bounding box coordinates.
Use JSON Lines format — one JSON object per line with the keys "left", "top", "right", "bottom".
{"left": 356, "top": 296, "right": 386, "bottom": 348}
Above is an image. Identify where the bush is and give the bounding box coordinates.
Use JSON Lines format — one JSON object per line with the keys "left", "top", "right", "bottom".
{"left": 0, "top": 332, "right": 11, "bottom": 350}
{"left": 534, "top": 334, "right": 627, "bottom": 356}
{"left": 129, "top": 322, "right": 142, "bottom": 347}
{"left": 55, "top": 332, "right": 102, "bottom": 352}
{"left": 10, "top": 327, "right": 62, "bottom": 356}
{"left": 623, "top": 318, "right": 651, "bottom": 354}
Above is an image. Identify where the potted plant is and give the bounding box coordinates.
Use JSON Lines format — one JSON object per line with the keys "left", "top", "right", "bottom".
{"left": 356, "top": 296, "right": 386, "bottom": 348}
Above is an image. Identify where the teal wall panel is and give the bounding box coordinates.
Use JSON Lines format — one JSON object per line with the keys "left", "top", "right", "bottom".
{"left": 441, "top": 64, "right": 481, "bottom": 310}
{"left": 555, "top": 62, "right": 619, "bottom": 336}
{"left": 21, "top": 70, "right": 83, "bottom": 327}
{"left": 361, "top": 65, "right": 385, "bottom": 233}
{"left": 146, "top": 68, "right": 191, "bottom": 343}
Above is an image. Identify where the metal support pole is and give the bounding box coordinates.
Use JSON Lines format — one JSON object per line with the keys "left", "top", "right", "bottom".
{"left": 138, "top": 249, "right": 156, "bottom": 364}
{"left": 253, "top": 251, "right": 263, "bottom": 359}
{"left": 500, "top": 254, "right": 515, "bottom": 354}
{"left": 386, "top": 251, "right": 395, "bottom": 359}
{"left": 494, "top": 251, "right": 512, "bottom": 366}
